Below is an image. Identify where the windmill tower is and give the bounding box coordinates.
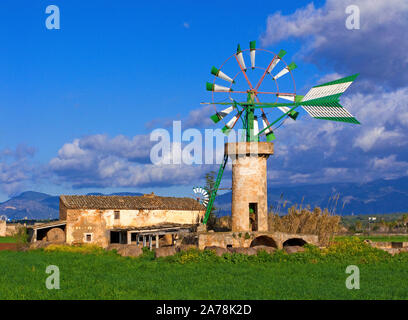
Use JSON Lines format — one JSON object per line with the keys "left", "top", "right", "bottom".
{"left": 201, "top": 41, "right": 359, "bottom": 234}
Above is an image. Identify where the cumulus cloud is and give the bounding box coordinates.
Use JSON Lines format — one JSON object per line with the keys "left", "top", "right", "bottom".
{"left": 257, "top": 0, "right": 408, "bottom": 186}
{"left": 261, "top": 0, "right": 408, "bottom": 89}
{"left": 49, "top": 134, "right": 217, "bottom": 189}
{"left": 0, "top": 144, "right": 37, "bottom": 196}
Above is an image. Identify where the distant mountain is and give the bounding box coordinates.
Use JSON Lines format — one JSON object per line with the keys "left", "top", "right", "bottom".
{"left": 3, "top": 177, "right": 408, "bottom": 220}
{"left": 0, "top": 191, "right": 144, "bottom": 220}
{"left": 214, "top": 177, "right": 408, "bottom": 216}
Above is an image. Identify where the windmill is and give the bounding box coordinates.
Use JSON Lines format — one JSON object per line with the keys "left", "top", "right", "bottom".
{"left": 201, "top": 40, "right": 359, "bottom": 227}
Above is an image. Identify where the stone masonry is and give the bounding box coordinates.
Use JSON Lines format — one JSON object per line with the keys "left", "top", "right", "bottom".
{"left": 225, "top": 142, "right": 274, "bottom": 232}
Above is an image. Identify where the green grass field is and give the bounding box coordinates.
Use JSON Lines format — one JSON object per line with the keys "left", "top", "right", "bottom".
{"left": 0, "top": 237, "right": 17, "bottom": 243}
{"left": 336, "top": 235, "right": 408, "bottom": 242}
{"left": 0, "top": 240, "right": 407, "bottom": 300}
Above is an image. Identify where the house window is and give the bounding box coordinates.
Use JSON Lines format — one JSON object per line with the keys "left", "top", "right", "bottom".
{"left": 84, "top": 233, "right": 92, "bottom": 242}
{"left": 114, "top": 210, "right": 120, "bottom": 220}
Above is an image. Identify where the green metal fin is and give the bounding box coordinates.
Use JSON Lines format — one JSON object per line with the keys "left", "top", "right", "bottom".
{"left": 206, "top": 82, "right": 214, "bottom": 91}
{"left": 210, "top": 113, "right": 221, "bottom": 123}
{"left": 266, "top": 131, "right": 276, "bottom": 141}
{"left": 277, "top": 49, "right": 286, "bottom": 58}
{"left": 288, "top": 110, "right": 299, "bottom": 120}
{"left": 287, "top": 62, "right": 297, "bottom": 71}
{"left": 221, "top": 126, "right": 231, "bottom": 135}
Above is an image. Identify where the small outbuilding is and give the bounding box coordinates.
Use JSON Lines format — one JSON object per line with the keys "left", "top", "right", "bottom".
{"left": 30, "top": 193, "right": 205, "bottom": 248}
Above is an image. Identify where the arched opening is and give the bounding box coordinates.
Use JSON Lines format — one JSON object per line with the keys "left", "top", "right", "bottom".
{"left": 283, "top": 238, "right": 307, "bottom": 247}
{"left": 250, "top": 236, "right": 277, "bottom": 248}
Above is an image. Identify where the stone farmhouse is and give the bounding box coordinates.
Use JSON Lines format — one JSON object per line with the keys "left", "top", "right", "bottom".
{"left": 30, "top": 193, "right": 205, "bottom": 248}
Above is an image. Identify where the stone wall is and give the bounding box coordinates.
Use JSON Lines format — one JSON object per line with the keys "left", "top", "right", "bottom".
{"left": 0, "top": 221, "right": 5, "bottom": 237}
{"left": 5, "top": 224, "right": 22, "bottom": 237}
{"left": 198, "top": 231, "right": 319, "bottom": 250}
{"left": 225, "top": 142, "right": 273, "bottom": 233}
{"left": 65, "top": 208, "right": 205, "bottom": 247}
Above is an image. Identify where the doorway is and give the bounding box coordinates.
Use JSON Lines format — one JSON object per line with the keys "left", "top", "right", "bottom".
{"left": 249, "top": 203, "right": 258, "bottom": 231}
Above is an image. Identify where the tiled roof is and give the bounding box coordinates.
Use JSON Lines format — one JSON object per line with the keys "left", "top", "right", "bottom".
{"left": 60, "top": 194, "right": 205, "bottom": 211}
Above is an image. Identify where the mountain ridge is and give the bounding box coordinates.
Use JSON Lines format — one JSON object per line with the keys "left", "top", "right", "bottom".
{"left": 1, "top": 176, "right": 408, "bottom": 220}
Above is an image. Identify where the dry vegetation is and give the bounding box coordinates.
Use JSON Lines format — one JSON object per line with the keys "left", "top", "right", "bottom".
{"left": 268, "top": 206, "right": 340, "bottom": 246}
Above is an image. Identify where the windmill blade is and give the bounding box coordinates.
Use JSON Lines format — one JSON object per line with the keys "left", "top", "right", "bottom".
{"left": 272, "top": 62, "right": 297, "bottom": 80}
{"left": 276, "top": 106, "right": 299, "bottom": 120}
{"left": 250, "top": 41, "right": 256, "bottom": 69}
{"left": 253, "top": 115, "right": 259, "bottom": 136}
{"left": 222, "top": 111, "right": 242, "bottom": 135}
{"left": 261, "top": 113, "right": 276, "bottom": 141}
{"left": 206, "top": 82, "right": 233, "bottom": 92}
{"left": 276, "top": 94, "right": 296, "bottom": 102}
{"left": 275, "top": 94, "right": 300, "bottom": 120}
{"left": 300, "top": 74, "right": 360, "bottom": 124}
{"left": 211, "top": 66, "right": 234, "bottom": 83}
{"left": 236, "top": 44, "right": 247, "bottom": 71}
{"left": 267, "top": 49, "right": 286, "bottom": 74}
{"left": 210, "top": 105, "right": 235, "bottom": 123}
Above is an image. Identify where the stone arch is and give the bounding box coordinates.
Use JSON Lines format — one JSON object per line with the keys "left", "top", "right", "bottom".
{"left": 250, "top": 236, "right": 277, "bottom": 248}
{"left": 283, "top": 238, "right": 307, "bottom": 247}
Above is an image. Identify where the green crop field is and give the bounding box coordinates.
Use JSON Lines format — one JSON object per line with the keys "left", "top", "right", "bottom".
{"left": 0, "top": 237, "right": 17, "bottom": 243}
{"left": 0, "top": 239, "right": 407, "bottom": 300}
{"left": 336, "top": 235, "right": 408, "bottom": 242}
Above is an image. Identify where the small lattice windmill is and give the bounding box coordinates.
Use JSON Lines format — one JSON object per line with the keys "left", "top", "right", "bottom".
{"left": 199, "top": 40, "right": 360, "bottom": 225}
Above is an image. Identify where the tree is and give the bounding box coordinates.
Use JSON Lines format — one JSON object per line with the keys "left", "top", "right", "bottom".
{"left": 355, "top": 221, "right": 363, "bottom": 233}
{"left": 205, "top": 170, "right": 217, "bottom": 230}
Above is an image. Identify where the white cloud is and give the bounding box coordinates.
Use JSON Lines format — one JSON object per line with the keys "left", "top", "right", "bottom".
{"left": 261, "top": 0, "right": 408, "bottom": 88}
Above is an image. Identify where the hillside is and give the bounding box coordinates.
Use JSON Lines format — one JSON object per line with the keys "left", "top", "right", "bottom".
{"left": 0, "top": 191, "right": 143, "bottom": 220}
{"left": 214, "top": 176, "right": 408, "bottom": 216}
{"left": 2, "top": 176, "right": 408, "bottom": 220}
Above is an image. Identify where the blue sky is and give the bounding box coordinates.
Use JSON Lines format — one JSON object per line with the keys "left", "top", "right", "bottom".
{"left": 0, "top": 0, "right": 407, "bottom": 201}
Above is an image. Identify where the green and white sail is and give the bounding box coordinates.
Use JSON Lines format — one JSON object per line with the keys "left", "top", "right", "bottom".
{"left": 261, "top": 113, "right": 276, "bottom": 141}
{"left": 300, "top": 74, "right": 360, "bottom": 124}
{"left": 253, "top": 115, "right": 259, "bottom": 136}
{"left": 236, "top": 44, "right": 247, "bottom": 71}
{"left": 211, "top": 66, "right": 234, "bottom": 83}
{"left": 250, "top": 41, "right": 256, "bottom": 69}
{"left": 210, "top": 106, "right": 234, "bottom": 123}
{"left": 206, "top": 82, "right": 233, "bottom": 92}
{"left": 267, "top": 49, "right": 286, "bottom": 74}
{"left": 277, "top": 93, "right": 296, "bottom": 102}
{"left": 222, "top": 113, "right": 240, "bottom": 134}
{"left": 272, "top": 62, "right": 297, "bottom": 80}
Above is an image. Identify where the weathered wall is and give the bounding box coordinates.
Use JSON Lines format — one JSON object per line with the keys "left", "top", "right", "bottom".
{"left": 5, "top": 224, "right": 22, "bottom": 237}
{"left": 0, "top": 221, "right": 5, "bottom": 237}
{"left": 226, "top": 142, "right": 273, "bottom": 233}
{"left": 65, "top": 208, "right": 205, "bottom": 247}
{"left": 198, "top": 231, "right": 319, "bottom": 250}
{"left": 59, "top": 199, "right": 68, "bottom": 220}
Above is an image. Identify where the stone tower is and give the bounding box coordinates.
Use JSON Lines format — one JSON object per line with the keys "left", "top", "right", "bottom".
{"left": 225, "top": 142, "right": 274, "bottom": 232}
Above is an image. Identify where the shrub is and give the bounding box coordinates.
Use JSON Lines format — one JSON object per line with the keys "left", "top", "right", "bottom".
{"left": 13, "top": 226, "right": 29, "bottom": 245}
{"left": 43, "top": 244, "right": 105, "bottom": 255}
